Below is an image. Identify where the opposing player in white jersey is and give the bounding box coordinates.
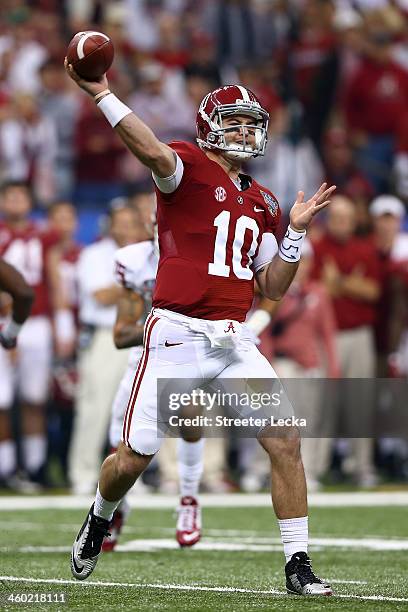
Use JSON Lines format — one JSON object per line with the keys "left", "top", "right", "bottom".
{"left": 67, "top": 58, "right": 336, "bottom": 595}
{"left": 102, "top": 238, "right": 204, "bottom": 550}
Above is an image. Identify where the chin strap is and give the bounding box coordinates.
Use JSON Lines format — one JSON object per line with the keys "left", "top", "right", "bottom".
{"left": 224, "top": 150, "right": 256, "bottom": 161}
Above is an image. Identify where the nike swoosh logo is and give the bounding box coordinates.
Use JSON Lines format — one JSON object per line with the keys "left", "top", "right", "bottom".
{"left": 254, "top": 206, "right": 264, "bottom": 212}
{"left": 71, "top": 552, "right": 84, "bottom": 574}
{"left": 164, "top": 341, "right": 183, "bottom": 347}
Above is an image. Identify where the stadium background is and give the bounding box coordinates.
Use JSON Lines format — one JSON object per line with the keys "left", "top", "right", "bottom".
{"left": 0, "top": 2, "right": 408, "bottom": 609}
{"left": 0, "top": 0, "right": 407, "bottom": 493}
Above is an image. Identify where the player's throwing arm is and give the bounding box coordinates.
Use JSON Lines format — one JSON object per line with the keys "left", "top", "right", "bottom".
{"left": 64, "top": 36, "right": 175, "bottom": 179}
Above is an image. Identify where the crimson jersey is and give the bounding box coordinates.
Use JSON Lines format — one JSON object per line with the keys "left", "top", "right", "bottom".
{"left": 60, "top": 243, "right": 82, "bottom": 322}
{"left": 153, "top": 142, "right": 281, "bottom": 322}
{"left": 0, "top": 221, "right": 60, "bottom": 317}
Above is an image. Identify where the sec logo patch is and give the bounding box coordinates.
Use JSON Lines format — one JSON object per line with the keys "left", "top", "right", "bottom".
{"left": 215, "top": 186, "right": 227, "bottom": 202}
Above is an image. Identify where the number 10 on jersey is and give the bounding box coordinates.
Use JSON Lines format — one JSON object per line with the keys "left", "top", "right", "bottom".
{"left": 208, "top": 211, "right": 259, "bottom": 280}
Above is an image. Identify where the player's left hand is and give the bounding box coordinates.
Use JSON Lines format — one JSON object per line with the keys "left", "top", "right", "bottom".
{"left": 289, "top": 183, "right": 336, "bottom": 232}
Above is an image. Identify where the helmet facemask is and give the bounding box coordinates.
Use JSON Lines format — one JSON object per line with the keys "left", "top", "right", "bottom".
{"left": 197, "top": 101, "right": 269, "bottom": 161}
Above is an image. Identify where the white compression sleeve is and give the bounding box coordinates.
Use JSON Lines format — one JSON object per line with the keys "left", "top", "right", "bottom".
{"left": 252, "top": 233, "right": 279, "bottom": 272}
{"left": 152, "top": 153, "right": 184, "bottom": 194}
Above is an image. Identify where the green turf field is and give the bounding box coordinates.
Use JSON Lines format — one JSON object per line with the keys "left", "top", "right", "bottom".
{"left": 0, "top": 503, "right": 407, "bottom": 611}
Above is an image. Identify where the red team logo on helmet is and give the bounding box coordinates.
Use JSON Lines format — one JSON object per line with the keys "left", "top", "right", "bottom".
{"left": 196, "top": 85, "right": 269, "bottom": 161}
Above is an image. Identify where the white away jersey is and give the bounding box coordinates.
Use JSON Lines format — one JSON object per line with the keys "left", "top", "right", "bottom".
{"left": 115, "top": 240, "right": 158, "bottom": 311}
{"left": 114, "top": 241, "right": 158, "bottom": 367}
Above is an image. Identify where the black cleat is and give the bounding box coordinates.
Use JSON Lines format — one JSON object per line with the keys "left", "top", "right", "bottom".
{"left": 285, "top": 551, "right": 333, "bottom": 596}
{"left": 71, "top": 504, "right": 110, "bottom": 580}
{"left": 102, "top": 498, "right": 130, "bottom": 552}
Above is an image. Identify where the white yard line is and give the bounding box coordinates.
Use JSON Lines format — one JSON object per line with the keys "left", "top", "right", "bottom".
{"left": 117, "top": 537, "right": 408, "bottom": 552}
{"left": 330, "top": 580, "right": 367, "bottom": 585}
{"left": 2, "top": 535, "right": 408, "bottom": 553}
{"left": 0, "top": 576, "right": 406, "bottom": 603}
{"left": 3, "top": 520, "right": 408, "bottom": 544}
{"left": 4, "top": 523, "right": 408, "bottom": 545}
{"left": 1, "top": 491, "right": 408, "bottom": 510}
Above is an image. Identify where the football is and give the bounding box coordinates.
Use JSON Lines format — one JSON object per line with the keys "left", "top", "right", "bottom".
{"left": 66, "top": 31, "right": 114, "bottom": 79}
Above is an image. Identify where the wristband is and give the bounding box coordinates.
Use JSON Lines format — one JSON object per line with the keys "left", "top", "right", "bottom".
{"left": 55, "top": 309, "right": 76, "bottom": 343}
{"left": 246, "top": 309, "right": 272, "bottom": 336}
{"left": 94, "top": 89, "right": 111, "bottom": 103}
{"left": 1, "top": 319, "right": 22, "bottom": 341}
{"left": 278, "top": 225, "right": 306, "bottom": 263}
{"left": 97, "top": 93, "right": 132, "bottom": 128}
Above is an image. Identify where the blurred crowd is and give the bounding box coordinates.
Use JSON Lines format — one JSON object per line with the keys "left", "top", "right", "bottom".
{"left": 0, "top": 0, "right": 408, "bottom": 493}
{"left": 1, "top": 0, "right": 408, "bottom": 211}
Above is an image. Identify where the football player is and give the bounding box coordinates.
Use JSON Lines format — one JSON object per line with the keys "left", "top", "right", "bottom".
{"left": 103, "top": 231, "right": 204, "bottom": 550}
{"left": 0, "top": 257, "right": 34, "bottom": 485}
{"left": 47, "top": 201, "right": 82, "bottom": 358}
{"left": 66, "top": 59, "right": 335, "bottom": 595}
{"left": 0, "top": 181, "right": 69, "bottom": 487}
{"left": 46, "top": 201, "right": 82, "bottom": 482}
